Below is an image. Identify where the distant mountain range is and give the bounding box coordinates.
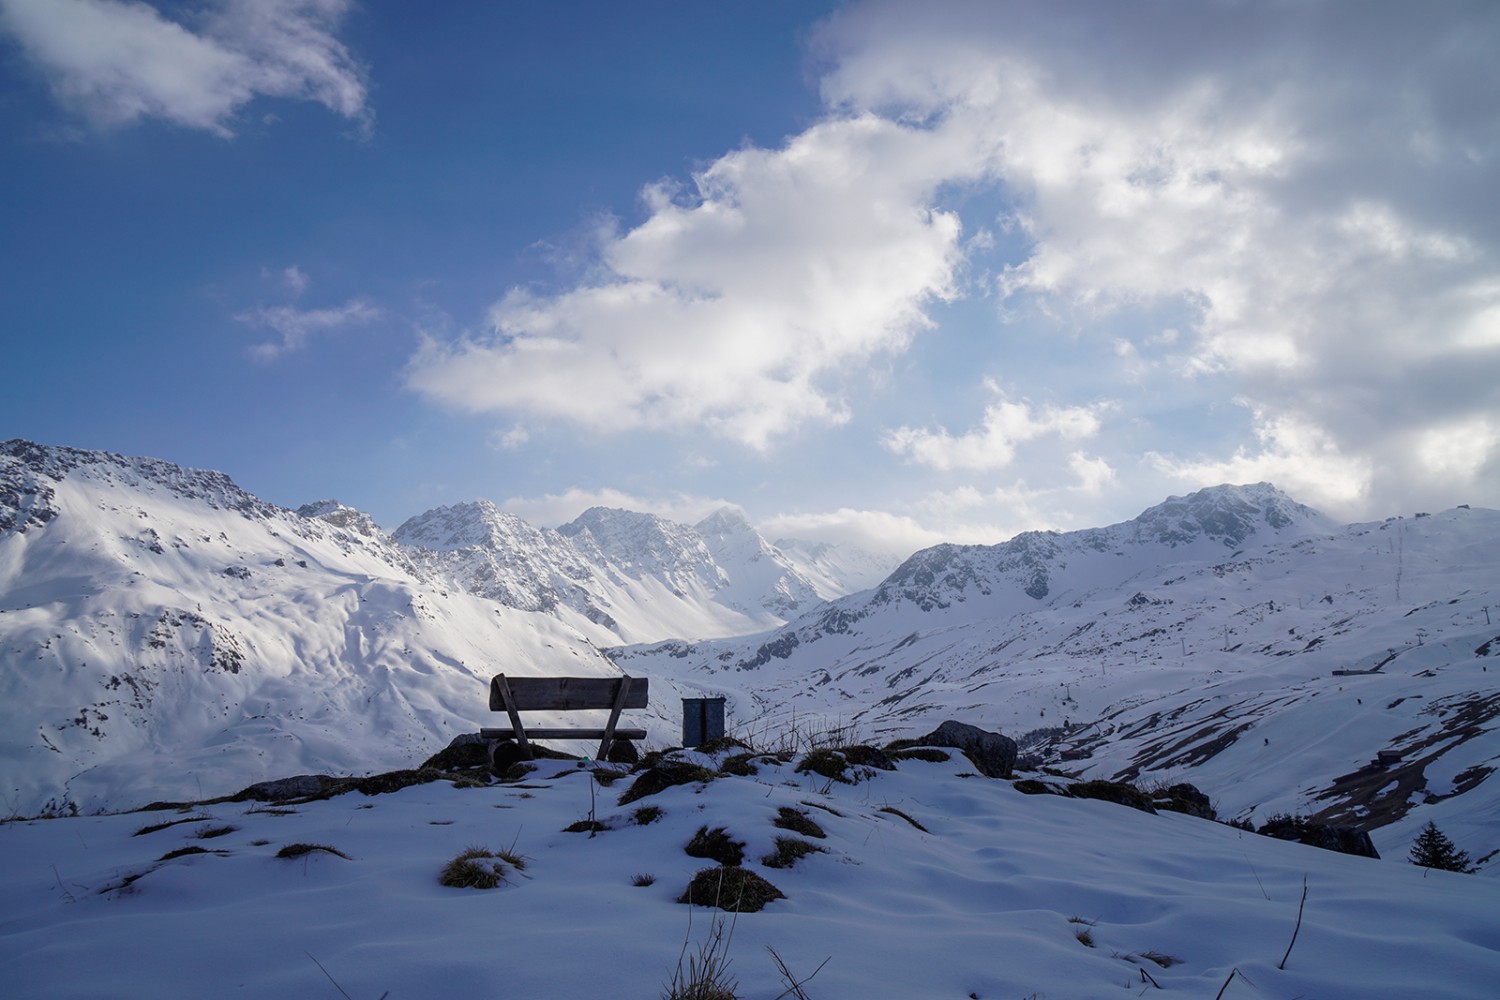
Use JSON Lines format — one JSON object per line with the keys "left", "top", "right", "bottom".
{"left": 1, "top": 439, "right": 1495, "bottom": 872}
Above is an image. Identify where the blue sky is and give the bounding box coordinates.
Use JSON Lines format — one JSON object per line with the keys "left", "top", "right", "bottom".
{"left": 2, "top": 1, "right": 1497, "bottom": 556}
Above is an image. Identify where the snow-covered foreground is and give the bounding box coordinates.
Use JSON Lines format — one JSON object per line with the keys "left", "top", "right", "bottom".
{"left": 3, "top": 749, "right": 1495, "bottom": 999}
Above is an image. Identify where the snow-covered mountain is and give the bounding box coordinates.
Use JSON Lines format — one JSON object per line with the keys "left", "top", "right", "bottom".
{"left": 612, "top": 484, "right": 1500, "bottom": 867}
{"left": 0, "top": 441, "right": 629, "bottom": 816}
{"left": 5, "top": 441, "right": 1495, "bottom": 877}
{"left": 394, "top": 502, "right": 855, "bottom": 645}
{"left": 0, "top": 441, "right": 878, "bottom": 816}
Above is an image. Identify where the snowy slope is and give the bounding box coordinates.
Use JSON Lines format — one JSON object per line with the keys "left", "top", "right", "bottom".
{"left": 2, "top": 750, "right": 1496, "bottom": 999}
{"left": 612, "top": 486, "right": 1500, "bottom": 868}
{"left": 0, "top": 441, "right": 628, "bottom": 816}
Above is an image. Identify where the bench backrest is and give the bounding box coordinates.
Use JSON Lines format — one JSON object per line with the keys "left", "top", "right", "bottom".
{"left": 489, "top": 675, "right": 649, "bottom": 713}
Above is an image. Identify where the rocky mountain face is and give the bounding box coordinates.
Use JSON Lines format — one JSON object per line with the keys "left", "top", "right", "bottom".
{"left": 613, "top": 485, "right": 1499, "bottom": 866}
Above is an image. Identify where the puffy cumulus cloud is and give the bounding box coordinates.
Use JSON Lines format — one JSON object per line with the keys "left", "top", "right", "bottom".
{"left": 406, "top": 112, "right": 988, "bottom": 449}
{"left": 817, "top": 0, "right": 1500, "bottom": 515}
{"left": 883, "top": 382, "right": 1108, "bottom": 472}
{"left": 499, "top": 488, "right": 738, "bottom": 531}
{"left": 237, "top": 298, "right": 379, "bottom": 361}
{"left": 0, "top": 0, "right": 368, "bottom": 136}
{"left": 1148, "top": 405, "right": 1373, "bottom": 516}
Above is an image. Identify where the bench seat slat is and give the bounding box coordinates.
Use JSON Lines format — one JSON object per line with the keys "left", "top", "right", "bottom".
{"left": 480, "top": 727, "right": 647, "bottom": 741}
{"left": 489, "top": 676, "right": 649, "bottom": 712}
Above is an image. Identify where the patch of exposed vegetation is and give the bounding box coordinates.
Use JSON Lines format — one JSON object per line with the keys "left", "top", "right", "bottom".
{"left": 619, "top": 761, "right": 720, "bottom": 804}
{"left": 685, "top": 826, "right": 745, "bottom": 867}
{"left": 133, "top": 814, "right": 213, "bottom": 836}
{"left": 878, "top": 806, "right": 929, "bottom": 832}
{"left": 762, "top": 837, "right": 825, "bottom": 869}
{"left": 439, "top": 846, "right": 514, "bottom": 889}
{"left": 772, "top": 807, "right": 825, "bottom": 839}
{"left": 563, "top": 819, "right": 609, "bottom": 834}
{"left": 1068, "top": 780, "right": 1156, "bottom": 813}
{"left": 632, "top": 804, "right": 664, "bottom": 826}
{"left": 275, "top": 843, "right": 349, "bottom": 860}
{"left": 887, "top": 747, "right": 951, "bottom": 764}
{"left": 718, "top": 753, "right": 760, "bottom": 776}
{"left": 679, "top": 866, "right": 784, "bottom": 913}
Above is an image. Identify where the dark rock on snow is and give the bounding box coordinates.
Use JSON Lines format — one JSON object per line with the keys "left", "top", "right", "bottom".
{"left": 915, "top": 720, "right": 1018, "bottom": 778}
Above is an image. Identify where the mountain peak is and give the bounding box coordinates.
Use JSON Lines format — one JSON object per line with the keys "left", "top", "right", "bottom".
{"left": 695, "top": 506, "right": 752, "bottom": 536}
{"left": 1129, "top": 483, "right": 1330, "bottom": 547}
{"left": 297, "top": 499, "right": 385, "bottom": 539}
{"left": 392, "top": 499, "right": 526, "bottom": 551}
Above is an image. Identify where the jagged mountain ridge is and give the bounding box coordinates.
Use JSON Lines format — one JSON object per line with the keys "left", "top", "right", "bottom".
{"left": 394, "top": 501, "right": 852, "bottom": 645}
{"left": 612, "top": 486, "right": 1499, "bottom": 866}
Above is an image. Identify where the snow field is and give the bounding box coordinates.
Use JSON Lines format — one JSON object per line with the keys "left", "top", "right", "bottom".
{"left": 3, "top": 750, "right": 1496, "bottom": 999}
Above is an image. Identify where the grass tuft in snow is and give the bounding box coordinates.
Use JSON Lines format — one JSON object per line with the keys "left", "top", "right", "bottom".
{"left": 132, "top": 814, "right": 212, "bottom": 836}
{"left": 620, "top": 761, "right": 720, "bottom": 805}
{"left": 679, "top": 867, "right": 784, "bottom": 913}
{"left": 633, "top": 804, "right": 665, "bottom": 825}
{"left": 772, "top": 806, "right": 825, "bottom": 839}
{"left": 562, "top": 819, "right": 608, "bottom": 834}
{"left": 685, "top": 826, "right": 745, "bottom": 867}
{"left": 439, "top": 846, "right": 512, "bottom": 889}
{"left": 762, "top": 837, "right": 825, "bottom": 869}
{"left": 663, "top": 905, "right": 739, "bottom": 1000}
{"left": 877, "top": 806, "right": 928, "bottom": 832}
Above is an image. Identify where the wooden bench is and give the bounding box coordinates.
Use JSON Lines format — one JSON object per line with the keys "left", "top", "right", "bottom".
{"left": 480, "top": 674, "right": 649, "bottom": 761}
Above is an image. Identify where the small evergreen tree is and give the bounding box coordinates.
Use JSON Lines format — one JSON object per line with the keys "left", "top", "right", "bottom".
{"left": 1408, "top": 820, "right": 1475, "bottom": 873}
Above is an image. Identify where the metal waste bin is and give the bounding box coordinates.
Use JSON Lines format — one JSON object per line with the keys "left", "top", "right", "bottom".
{"left": 682, "top": 696, "right": 726, "bottom": 748}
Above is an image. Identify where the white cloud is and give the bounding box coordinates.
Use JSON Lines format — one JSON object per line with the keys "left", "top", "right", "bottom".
{"left": 237, "top": 298, "right": 379, "bottom": 361}
{"left": 488, "top": 425, "right": 529, "bottom": 452}
{"left": 1148, "top": 406, "right": 1372, "bottom": 515}
{"left": 499, "top": 488, "right": 737, "bottom": 531}
{"left": 0, "top": 0, "right": 368, "bottom": 137}
{"left": 281, "top": 265, "right": 310, "bottom": 296}
{"left": 406, "top": 112, "right": 985, "bottom": 449}
{"left": 813, "top": 0, "right": 1500, "bottom": 516}
{"left": 883, "top": 383, "right": 1106, "bottom": 472}
{"left": 759, "top": 507, "right": 947, "bottom": 560}
{"left": 1068, "top": 452, "right": 1115, "bottom": 495}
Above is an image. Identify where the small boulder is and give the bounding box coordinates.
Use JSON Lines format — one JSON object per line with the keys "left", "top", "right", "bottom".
{"left": 1153, "top": 782, "right": 1216, "bottom": 820}
{"left": 915, "top": 720, "right": 1018, "bottom": 778}
{"left": 605, "top": 739, "right": 639, "bottom": 765}
{"left": 1257, "top": 815, "right": 1380, "bottom": 859}
{"left": 421, "top": 733, "right": 490, "bottom": 771}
